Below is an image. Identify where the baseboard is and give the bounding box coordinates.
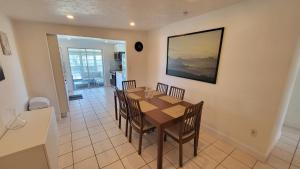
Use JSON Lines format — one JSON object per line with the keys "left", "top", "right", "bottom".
{"left": 265, "top": 128, "right": 281, "bottom": 159}
{"left": 201, "top": 123, "right": 270, "bottom": 161}
{"left": 284, "top": 122, "right": 300, "bottom": 131}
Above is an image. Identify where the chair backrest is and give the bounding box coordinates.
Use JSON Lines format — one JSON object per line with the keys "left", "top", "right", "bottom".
{"left": 115, "top": 88, "right": 128, "bottom": 115}
{"left": 169, "top": 86, "right": 185, "bottom": 100}
{"left": 126, "top": 96, "right": 143, "bottom": 128}
{"left": 180, "top": 101, "right": 204, "bottom": 138}
{"left": 156, "top": 82, "right": 169, "bottom": 94}
{"left": 122, "top": 80, "right": 136, "bottom": 90}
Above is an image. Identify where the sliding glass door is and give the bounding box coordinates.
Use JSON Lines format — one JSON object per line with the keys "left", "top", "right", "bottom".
{"left": 68, "top": 48, "right": 104, "bottom": 90}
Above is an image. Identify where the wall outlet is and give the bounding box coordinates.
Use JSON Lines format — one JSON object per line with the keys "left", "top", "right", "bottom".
{"left": 250, "top": 129, "right": 257, "bottom": 137}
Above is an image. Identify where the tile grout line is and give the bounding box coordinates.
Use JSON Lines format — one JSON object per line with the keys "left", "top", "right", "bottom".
{"left": 201, "top": 135, "right": 257, "bottom": 169}
{"left": 70, "top": 109, "right": 75, "bottom": 169}
{"left": 62, "top": 100, "right": 80, "bottom": 169}
{"left": 140, "top": 137, "right": 177, "bottom": 168}
{"left": 103, "top": 91, "right": 150, "bottom": 168}
{"left": 185, "top": 136, "right": 220, "bottom": 169}
{"left": 288, "top": 135, "right": 300, "bottom": 169}
{"left": 224, "top": 147, "right": 257, "bottom": 169}
{"left": 87, "top": 96, "right": 106, "bottom": 169}
{"left": 79, "top": 99, "right": 102, "bottom": 169}
{"left": 251, "top": 160, "right": 258, "bottom": 169}
{"left": 60, "top": 104, "right": 79, "bottom": 169}
{"left": 90, "top": 96, "right": 121, "bottom": 169}
{"left": 88, "top": 94, "right": 128, "bottom": 169}
{"left": 213, "top": 147, "right": 235, "bottom": 169}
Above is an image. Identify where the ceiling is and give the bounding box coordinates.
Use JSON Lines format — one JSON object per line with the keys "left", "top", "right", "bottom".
{"left": 0, "top": 0, "right": 244, "bottom": 30}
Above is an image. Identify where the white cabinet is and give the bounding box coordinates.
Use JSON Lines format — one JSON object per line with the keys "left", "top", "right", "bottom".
{"left": 0, "top": 108, "right": 58, "bottom": 169}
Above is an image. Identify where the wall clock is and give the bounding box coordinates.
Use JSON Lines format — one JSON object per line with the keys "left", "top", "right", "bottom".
{"left": 135, "top": 41, "right": 143, "bottom": 52}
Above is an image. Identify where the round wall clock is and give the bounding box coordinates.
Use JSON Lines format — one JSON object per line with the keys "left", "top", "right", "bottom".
{"left": 135, "top": 41, "right": 143, "bottom": 52}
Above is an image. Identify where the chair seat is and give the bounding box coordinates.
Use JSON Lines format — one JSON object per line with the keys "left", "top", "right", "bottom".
{"left": 165, "top": 123, "right": 195, "bottom": 140}
{"left": 132, "top": 119, "right": 155, "bottom": 131}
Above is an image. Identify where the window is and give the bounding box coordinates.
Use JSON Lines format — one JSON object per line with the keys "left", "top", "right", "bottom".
{"left": 68, "top": 48, "right": 103, "bottom": 85}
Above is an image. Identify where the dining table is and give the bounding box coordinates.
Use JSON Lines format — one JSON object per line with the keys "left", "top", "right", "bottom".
{"left": 114, "top": 87, "right": 193, "bottom": 169}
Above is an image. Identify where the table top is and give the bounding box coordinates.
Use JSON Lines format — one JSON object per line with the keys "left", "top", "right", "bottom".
{"left": 128, "top": 87, "right": 191, "bottom": 128}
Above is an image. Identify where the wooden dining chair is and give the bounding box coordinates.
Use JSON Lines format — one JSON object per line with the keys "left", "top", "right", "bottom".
{"left": 115, "top": 88, "right": 129, "bottom": 137}
{"left": 169, "top": 86, "right": 185, "bottom": 100}
{"left": 122, "top": 80, "right": 136, "bottom": 90}
{"left": 164, "top": 101, "right": 204, "bottom": 167}
{"left": 156, "top": 82, "right": 169, "bottom": 94}
{"left": 126, "top": 96, "right": 156, "bottom": 155}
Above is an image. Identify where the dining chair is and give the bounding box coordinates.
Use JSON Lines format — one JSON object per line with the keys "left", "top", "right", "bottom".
{"left": 122, "top": 80, "right": 136, "bottom": 90}
{"left": 169, "top": 86, "right": 185, "bottom": 100}
{"left": 156, "top": 82, "right": 169, "bottom": 94}
{"left": 115, "top": 88, "right": 129, "bottom": 137}
{"left": 126, "top": 96, "right": 156, "bottom": 154}
{"left": 164, "top": 101, "right": 204, "bottom": 167}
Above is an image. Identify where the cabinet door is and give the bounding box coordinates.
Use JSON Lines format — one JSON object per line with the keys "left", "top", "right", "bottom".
{"left": 45, "top": 112, "right": 58, "bottom": 169}
{"left": 0, "top": 146, "right": 48, "bottom": 169}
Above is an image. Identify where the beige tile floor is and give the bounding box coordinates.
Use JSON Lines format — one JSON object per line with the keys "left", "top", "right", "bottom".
{"left": 57, "top": 87, "right": 300, "bottom": 169}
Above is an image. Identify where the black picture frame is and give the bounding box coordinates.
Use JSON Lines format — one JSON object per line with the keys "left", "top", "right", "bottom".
{"left": 0, "top": 64, "right": 5, "bottom": 81}
{"left": 166, "top": 27, "right": 224, "bottom": 84}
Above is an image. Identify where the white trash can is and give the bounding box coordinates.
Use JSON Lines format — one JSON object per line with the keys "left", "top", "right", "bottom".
{"left": 29, "top": 97, "right": 50, "bottom": 110}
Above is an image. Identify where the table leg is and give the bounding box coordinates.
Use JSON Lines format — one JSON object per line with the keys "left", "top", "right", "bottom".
{"left": 157, "top": 126, "right": 164, "bottom": 169}
{"left": 114, "top": 92, "right": 118, "bottom": 120}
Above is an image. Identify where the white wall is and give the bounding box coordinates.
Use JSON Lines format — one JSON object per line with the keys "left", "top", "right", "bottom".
{"left": 146, "top": 0, "right": 300, "bottom": 159}
{"left": 285, "top": 58, "right": 300, "bottom": 129}
{"left": 0, "top": 14, "right": 28, "bottom": 136}
{"left": 58, "top": 37, "right": 120, "bottom": 92}
{"left": 13, "top": 21, "right": 148, "bottom": 115}
{"left": 285, "top": 76, "right": 300, "bottom": 129}
{"left": 47, "top": 34, "right": 69, "bottom": 118}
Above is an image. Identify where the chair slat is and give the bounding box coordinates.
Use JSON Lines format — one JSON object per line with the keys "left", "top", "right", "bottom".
{"left": 122, "top": 80, "right": 136, "bottom": 90}
{"left": 115, "top": 88, "right": 128, "bottom": 115}
{"left": 169, "top": 86, "right": 185, "bottom": 100}
{"left": 156, "top": 82, "right": 169, "bottom": 94}
{"left": 181, "top": 101, "right": 204, "bottom": 136}
{"left": 126, "top": 96, "right": 143, "bottom": 127}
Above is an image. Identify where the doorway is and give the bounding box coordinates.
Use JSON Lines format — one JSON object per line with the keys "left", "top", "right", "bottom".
{"left": 57, "top": 35, "right": 127, "bottom": 100}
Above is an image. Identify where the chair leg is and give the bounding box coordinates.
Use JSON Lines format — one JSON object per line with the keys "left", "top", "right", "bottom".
{"left": 138, "top": 132, "right": 143, "bottom": 155}
{"left": 164, "top": 134, "right": 167, "bottom": 142}
{"left": 125, "top": 118, "right": 128, "bottom": 137}
{"left": 118, "top": 115, "right": 121, "bottom": 129}
{"left": 129, "top": 126, "right": 132, "bottom": 143}
{"left": 194, "top": 137, "right": 198, "bottom": 156}
{"left": 179, "top": 143, "right": 183, "bottom": 167}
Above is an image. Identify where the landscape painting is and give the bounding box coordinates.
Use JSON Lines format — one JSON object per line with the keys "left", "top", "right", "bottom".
{"left": 166, "top": 28, "right": 224, "bottom": 84}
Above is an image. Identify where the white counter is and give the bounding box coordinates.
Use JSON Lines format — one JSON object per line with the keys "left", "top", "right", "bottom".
{"left": 0, "top": 107, "right": 58, "bottom": 169}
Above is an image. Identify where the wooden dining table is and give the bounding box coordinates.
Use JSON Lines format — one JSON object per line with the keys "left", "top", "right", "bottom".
{"left": 114, "top": 87, "right": 192, "bottom": 169}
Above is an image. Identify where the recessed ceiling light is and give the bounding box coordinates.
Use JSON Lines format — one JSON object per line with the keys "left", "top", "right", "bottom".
{"left": 66, "top": 15, "right": 74, "bottom": 20}
{"left": 129, "top": 22, "right": 135, "bottom": 26}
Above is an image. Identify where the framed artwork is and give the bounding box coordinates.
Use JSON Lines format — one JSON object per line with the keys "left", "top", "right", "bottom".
{"left": 0, "top": 31, "right": 12, "bottom": 55}
{"left": 166, "top": 27, "right": 224, "bottom": 84}
{"left": 0, "top": 63, "right": 5, "bottom": 81}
